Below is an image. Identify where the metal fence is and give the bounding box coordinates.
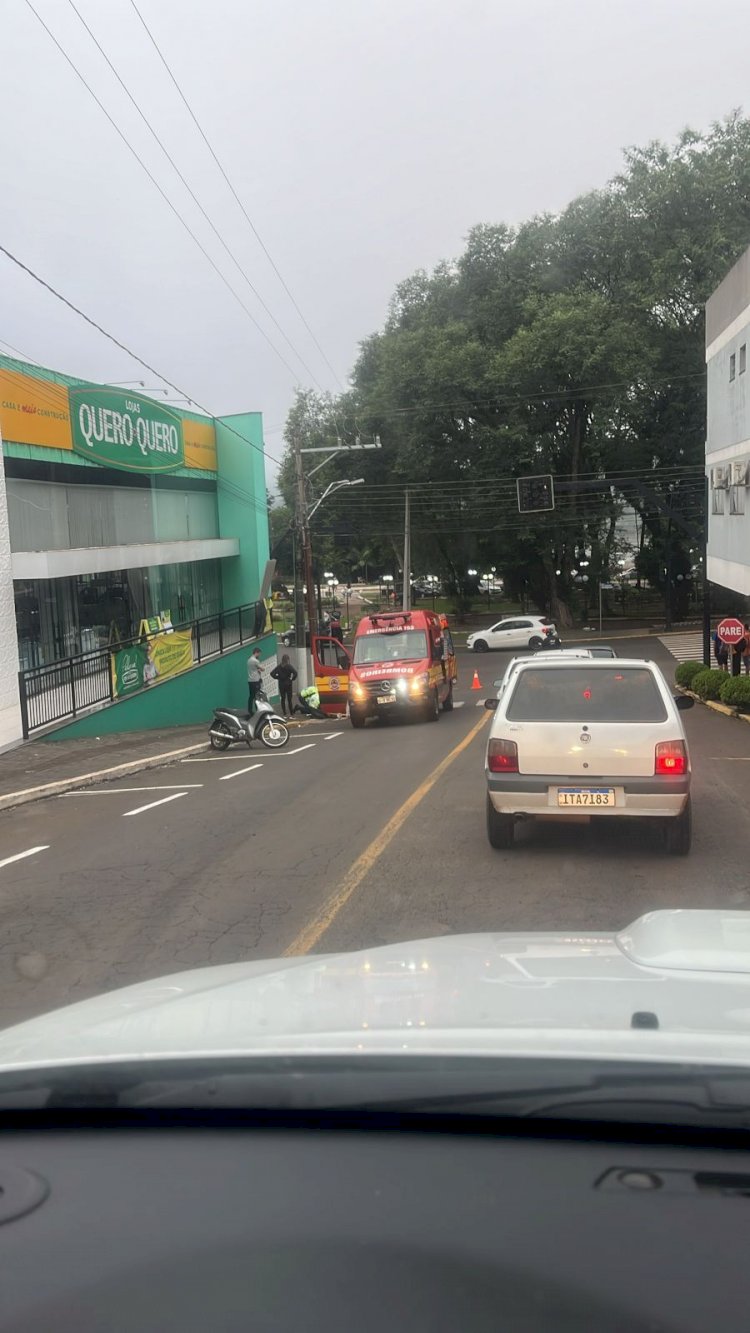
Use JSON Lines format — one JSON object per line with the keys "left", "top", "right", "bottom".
{"left": 19, "top": 600, "right": 267, "bottom": 738}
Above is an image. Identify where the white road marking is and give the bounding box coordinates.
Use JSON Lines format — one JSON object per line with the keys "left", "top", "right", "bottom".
{"left": 453, "top": 700, "right": 465, "bottom": 709}
{"left": 123, "top": 792, "right": 188, "bottom": 817}
{"left": 281, "top": 743, "right": 316, "bottom": 755}
{"left": 181, "top": 755, "right": 254, "bottom": 762}
{"left": 0, "top": 845, "right": 49, "bottom": 870}
{"left": 323, "top": 732, "right": 343, "bottom": 740}
{"left": 219, "top": 763, "right": 264, "bottom": 782}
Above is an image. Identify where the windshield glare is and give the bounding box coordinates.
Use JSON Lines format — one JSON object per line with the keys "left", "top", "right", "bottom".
{"left": 353, "top": 630, "right": 428, "bottom": 664}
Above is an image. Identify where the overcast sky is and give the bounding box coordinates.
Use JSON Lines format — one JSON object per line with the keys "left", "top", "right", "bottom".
{"left": 3, "top": 0, "right": 750, "bottom": 486}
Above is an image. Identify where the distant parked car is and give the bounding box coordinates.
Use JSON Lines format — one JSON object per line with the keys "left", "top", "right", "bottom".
{"left": 467, "top": 616, "right": 558, "bottom": 653}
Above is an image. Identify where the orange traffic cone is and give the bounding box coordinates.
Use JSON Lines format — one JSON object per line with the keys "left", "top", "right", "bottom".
{"left": 471, "top": 668, "right": 482, "bottom": 690}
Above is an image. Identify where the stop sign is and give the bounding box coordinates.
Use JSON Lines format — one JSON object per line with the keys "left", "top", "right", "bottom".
{"left": 717, "top": 617, "right": 746, "bottom": 645}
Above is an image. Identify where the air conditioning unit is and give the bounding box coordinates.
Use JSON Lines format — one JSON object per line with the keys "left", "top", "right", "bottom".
{"left": 732, "top": 460, "right": 750, "bottom": 486}
{"left": 713, "top": 465, "right": 730, "bottom": 489}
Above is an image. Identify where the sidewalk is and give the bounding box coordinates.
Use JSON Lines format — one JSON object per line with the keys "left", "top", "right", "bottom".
{"left": 0, "top": 725, "right": 209, "bottom": 812}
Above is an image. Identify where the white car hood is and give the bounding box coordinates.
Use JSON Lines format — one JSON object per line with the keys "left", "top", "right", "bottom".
{"left": 2, "top": 910, "right": 750, "bottom": 1072}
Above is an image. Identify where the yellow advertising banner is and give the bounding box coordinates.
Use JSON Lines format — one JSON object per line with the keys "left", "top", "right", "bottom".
{"left": 0, "top": 369, "right": 72, "bottom": 450}
{"left": 146, "top": 629, "right": 194, "bottom": 684}
{"left": 183, "top": 418, "right": 218, "bottom": 472}
{"left": 0, "top": 366, "right": 217, "bottom": 472}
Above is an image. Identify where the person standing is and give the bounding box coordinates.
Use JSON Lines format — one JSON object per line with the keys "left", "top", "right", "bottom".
{"left": 330, "top": 614, "right": 343, "bottom": 645}
{"left": 743, "top": 625, "right": 750, "bottom": 676}
{"left": 713, "top": 629, "right": 729, "bottom": 671}
{"left": 270, "top": 654, "right": 297, "bottom": 717}
{"left": 732, "top": 629, "right": 748, "bottom": 678}
{"left": 247, "top": 647, "right": 263, "bottom": 713}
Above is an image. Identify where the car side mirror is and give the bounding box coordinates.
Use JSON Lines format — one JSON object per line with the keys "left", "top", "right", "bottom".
{"left": 484, "top": 698, "right": 498, "bottom": 710}
{"left": 675, "top": 694, "right": 694, "bottom": 711}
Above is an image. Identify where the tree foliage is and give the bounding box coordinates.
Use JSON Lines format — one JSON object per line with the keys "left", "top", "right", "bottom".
{"left": 280, "top": 114, "right": 750, "bottom": 618}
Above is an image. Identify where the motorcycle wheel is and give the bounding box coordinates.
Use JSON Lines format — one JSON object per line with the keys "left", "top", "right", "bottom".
{"left": 259, "top": 717, "right": 290, "bottom": 749}
{"left": 209, "top": 721, "right": 232, "bottom": 751}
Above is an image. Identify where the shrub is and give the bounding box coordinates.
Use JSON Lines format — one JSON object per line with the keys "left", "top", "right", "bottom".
{"left": 692, "top": 668, "right": 727, "bottom": 701}
{"left": 719, "top": 675, "right": 750, "bottom": 710}
{"left": 675, "top": 660, "right": 705, "bottom": 688}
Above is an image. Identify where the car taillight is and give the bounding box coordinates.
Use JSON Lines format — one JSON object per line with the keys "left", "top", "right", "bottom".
{"left": 655, "top": 741, "right": 687, "bottom": 775}
{"left": 488, "top": 738, "right": 519, "bottom": 773}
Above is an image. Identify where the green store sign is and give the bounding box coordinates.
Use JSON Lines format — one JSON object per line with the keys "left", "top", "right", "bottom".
{"left": 69, "top": 385, "right": 184, "bottom": 473}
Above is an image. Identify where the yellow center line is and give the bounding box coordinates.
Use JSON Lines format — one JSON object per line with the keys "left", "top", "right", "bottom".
{"left": 283, "top": 711, "right": 491, "bottom": 956}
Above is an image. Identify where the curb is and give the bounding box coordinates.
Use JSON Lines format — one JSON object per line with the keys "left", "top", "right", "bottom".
{"left": 676, "top": 686, "right": 750, "bottom": 724}
{"left": 0, "top": 739, "right": 209, "bottom": 814}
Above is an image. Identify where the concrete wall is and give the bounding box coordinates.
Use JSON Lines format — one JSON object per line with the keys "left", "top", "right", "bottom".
{"left": 215, "top": 413, "right": 269, "bottom": 611}
{"left": 0, "top": 434, "right": 22, "bottom": 747}
{"left": 44, "top": 634, "right": 279, "bottom": 740}
{"left": 706, "top": 326, "right": 750, "bottom": 457}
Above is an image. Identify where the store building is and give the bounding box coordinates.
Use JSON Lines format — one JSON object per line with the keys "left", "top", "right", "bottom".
{"left": 0, "top": 353, "right": 270, "bottom": 746}
{"left": 706, "top": 246, "right": 750, "bottom": 596}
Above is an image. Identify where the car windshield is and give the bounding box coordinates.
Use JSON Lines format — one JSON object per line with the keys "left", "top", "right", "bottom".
{"left": 506, "top": 667, "right": 668, "bottom": 723}
{"left": 1, "top": 0, "right": 744, "bottom": 1134}
{"left": 353, "top": 630, "right": 428, "bottom": 663}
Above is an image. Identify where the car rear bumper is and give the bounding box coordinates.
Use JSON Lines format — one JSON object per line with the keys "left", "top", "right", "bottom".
{"left": 486, "top": 772, "right": 690, "bottom": 818}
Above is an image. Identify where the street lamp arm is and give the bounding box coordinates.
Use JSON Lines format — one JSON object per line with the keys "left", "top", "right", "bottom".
{"left": 307, "top": 478, "right": 364, "bottom": 523}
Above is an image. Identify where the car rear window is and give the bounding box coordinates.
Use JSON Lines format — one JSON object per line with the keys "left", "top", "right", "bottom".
{"left": 505, "top": 667, "right": 668, "bottom": 722}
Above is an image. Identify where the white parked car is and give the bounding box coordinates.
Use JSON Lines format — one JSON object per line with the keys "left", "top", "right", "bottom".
{"left": 484, "top": 658, "right": 694, "bottom": 854}
{"left": 467, "top": 615, "right": 558, "bottom": 653}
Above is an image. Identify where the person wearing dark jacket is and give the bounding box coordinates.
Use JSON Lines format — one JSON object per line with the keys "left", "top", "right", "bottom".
{"left": 270, "top": 654, "right": 298, "bottom": 717}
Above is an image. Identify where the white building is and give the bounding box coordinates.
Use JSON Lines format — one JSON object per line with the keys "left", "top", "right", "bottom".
{"left": 706, "top": 246, "right": 750, "bottom": 596}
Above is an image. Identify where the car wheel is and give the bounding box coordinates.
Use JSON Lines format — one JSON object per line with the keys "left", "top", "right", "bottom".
{"left": 486, "top": 793, "right": 514, "bottom": 849}
{"left": 665, "top": 797, "right": 692, "bottom": 855}
{"left": 528, "top": 635, "right": 544, "bottom": 650}
{"left": 441, "top": 682, "right": 454, "bottom": 711}
{"left": 473, "top": 639, "right": 488, "bottom": 653}
{"left": 350, "top": 709, "right": 366, "bottom": 729}
{"left": 425, "top": 688, "right": 440, "bottom": 722}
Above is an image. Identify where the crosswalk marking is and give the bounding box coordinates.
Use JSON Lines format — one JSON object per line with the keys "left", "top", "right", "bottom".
{"left": 658, "top": 631, "right": 704, "bottom": 664}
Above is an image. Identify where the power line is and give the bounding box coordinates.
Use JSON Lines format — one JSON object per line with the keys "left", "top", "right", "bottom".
{"left": 0, "top": 240, "right": 281, "bottom": 468}
{"left": 62, "top": 0, "right": 324, "bottom": 390}
{"left": 126, "top": 0, "right": 344, "bottom": 392}
{"left": 22, "top": 0, "right": 301, "bottom": 383}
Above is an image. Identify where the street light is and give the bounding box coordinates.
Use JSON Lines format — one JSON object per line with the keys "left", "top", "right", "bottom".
{"left": 307, "top": 477, "right": 365, "bottom": 523}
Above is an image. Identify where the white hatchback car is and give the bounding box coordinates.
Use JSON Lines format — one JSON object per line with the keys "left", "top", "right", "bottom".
{"left": 467, "top": 615, "right": 557, "bottom": 653}
{"left": 484, "top": 658, "right": 694, "bottom": 855}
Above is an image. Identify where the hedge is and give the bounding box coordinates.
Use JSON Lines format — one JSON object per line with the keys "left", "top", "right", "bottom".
{"left": 719, "top": 675, "right": 750, "bottom": 710}
{"left": 692, "top": 668, "right": 727, "bottom": 701}
{"left": 674, "top": 660, "right": 705, "bottom": 688}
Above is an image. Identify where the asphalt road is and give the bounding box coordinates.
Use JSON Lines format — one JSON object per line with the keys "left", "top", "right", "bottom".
{"left": 0, "top": 638, "right": 749, "bottom": 1028}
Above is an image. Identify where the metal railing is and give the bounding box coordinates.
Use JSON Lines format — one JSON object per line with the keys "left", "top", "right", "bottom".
{"left": 18, "top": 600, "right": 267, "bottom": 738}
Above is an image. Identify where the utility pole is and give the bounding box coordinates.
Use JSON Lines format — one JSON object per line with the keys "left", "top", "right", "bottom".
{"left": 402, "top": 488, "right": 411, "bottom": 611}
{"left": 293, "top": 435, "right": 318, "bottom": 648}
{"left": 292, "top": 436, "right": 307, "bottom": 652}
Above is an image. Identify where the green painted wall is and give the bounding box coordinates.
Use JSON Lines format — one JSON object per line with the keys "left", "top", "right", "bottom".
{"left": 215, "top": 412, "right": 269, "bottom": 611}
{"left": 44, "top": 634, "right": 279, "bottom": 740}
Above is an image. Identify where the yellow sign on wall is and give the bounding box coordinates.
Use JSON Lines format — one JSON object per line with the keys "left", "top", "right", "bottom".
{"left": 0, "top": 370, "right": 72, "bottom": 450}
{"left": 0, "top": 367, "right": 217, "bottom": 472}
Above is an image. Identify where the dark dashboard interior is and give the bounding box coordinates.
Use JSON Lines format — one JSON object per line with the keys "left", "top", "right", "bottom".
{"left": 0, "top": 1115, "right": 746, "bottom": 1331}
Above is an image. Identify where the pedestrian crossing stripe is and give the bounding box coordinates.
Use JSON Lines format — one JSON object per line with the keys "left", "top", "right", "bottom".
{"left": 658, "top": 632, "right": 704, "bottom": 664}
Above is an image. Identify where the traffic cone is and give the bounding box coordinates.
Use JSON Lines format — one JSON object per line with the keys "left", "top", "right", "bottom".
{"left": 471, "top": 668, "right": 482, "bottom": 690}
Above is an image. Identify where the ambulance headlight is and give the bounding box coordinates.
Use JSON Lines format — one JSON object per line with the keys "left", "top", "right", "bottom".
{"left": 411, "top": 672, "right": 430, "bottom": 694}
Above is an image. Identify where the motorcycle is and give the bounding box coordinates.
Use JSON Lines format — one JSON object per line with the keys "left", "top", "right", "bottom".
{"left": 209, "top": 693, "right": 290, "bottom": 751}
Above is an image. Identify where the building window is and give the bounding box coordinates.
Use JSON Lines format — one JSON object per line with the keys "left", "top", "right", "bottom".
{"left": 741, "top": 344, "right": 747, "bottom": 375}
{"left": 712, "top": 488, "right": 725, "bottom": 515}
{"left": 730, "top": 353, "right": 737, "bottom": 381}
{"left": 730, "top": 485, "right": 745, "bottom": 515}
